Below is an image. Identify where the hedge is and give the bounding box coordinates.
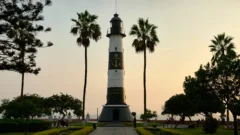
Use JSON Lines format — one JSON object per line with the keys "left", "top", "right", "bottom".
{"left": 70, "top": 127, "right": 94, "bottom": 135}
{"left": 160, "top": 128, "right": 194, "bottom": 135}
{"left": 138, "top": 127, "right": 193, "bottom": 135}
{"left": 136, "top": 127, "right": 153, "bottom": 135}
{"left": 33, "top": 127, "right": 82, "bottom": 135}
{"left": 124, "top": 122, "right": 133, "bottom": 127}
{"left": 0, "top": 119, "right": 51, "bottom": 133}
{"left": 32, "top": 127, "right": 68, "bottom": 135}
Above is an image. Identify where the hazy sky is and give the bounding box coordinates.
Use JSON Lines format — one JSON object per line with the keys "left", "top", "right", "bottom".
{"left": 1, "top": 0, "right": 240, "bottom": 119}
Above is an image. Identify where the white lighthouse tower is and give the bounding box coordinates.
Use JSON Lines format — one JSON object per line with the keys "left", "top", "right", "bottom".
{"left": 98, "top": 14, "right": 133, "bottom": 122}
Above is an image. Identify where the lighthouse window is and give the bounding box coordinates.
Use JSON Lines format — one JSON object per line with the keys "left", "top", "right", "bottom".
{"left": 115, "top": 47, "right": 117, "bottom": 51}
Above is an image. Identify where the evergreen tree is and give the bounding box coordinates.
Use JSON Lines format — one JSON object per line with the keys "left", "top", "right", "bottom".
{"left": 0, "top": 0, "right": 53, "bottom": 98}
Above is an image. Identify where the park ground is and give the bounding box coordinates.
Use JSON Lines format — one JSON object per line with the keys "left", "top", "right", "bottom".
{"left": 0, "top": 121, "right": 237, "bottom": 135}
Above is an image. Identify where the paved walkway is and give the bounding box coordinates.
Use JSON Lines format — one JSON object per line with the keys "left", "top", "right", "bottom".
{"left": 88, "top": 127, "right": 139, "bottom": 135}
{"left": 104, "top": 122, "right": 126, "bottom": 127}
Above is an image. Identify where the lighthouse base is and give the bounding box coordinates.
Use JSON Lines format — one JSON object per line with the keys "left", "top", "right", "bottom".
{"left": 98, "top": 105, "right": 133, "bottom": 122}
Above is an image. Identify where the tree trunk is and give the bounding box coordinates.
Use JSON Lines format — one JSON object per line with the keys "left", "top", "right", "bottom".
{"left": 143, "top": 46, "right": 147, "bottom": 120}
{"left": 20, "top": 48, "right": 25, "bottom": 99}
{"left": 61, "top": 113, "right": 66, "bottom": 120}
{"left": 21, "top": 73, "right": 25, "bottom": 98}
{"left": 188, "top": 116, "right": 192, "bottom": 123}
{"left": 174, "top": 116, "right": 182, "bottom": 128}
{"left": 24, "top": 118, "right": 28, "bottom": 135}
{"left": 225, "top": 72, "right": 230, "bottom": 124}
{"left": 82, "top": 46, "right": 88, "bottom": 121}
{"left": 233, "top": 113, "right": 238, "bottom": 135}
{"left": 227, "top": 100, "right": 230, "bottom": 123}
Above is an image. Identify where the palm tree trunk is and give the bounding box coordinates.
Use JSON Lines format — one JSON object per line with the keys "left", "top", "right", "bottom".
{"left": 143, "top": 46, "right": 147, "bottom": 120}
{"left": 233, "top": 113, "right": 238, "bottom": 135}
{"left": 21, "top": 73, "right": 25, "bottom": 98}
{"left": 226, "top": 75, "right": 229, "bottom": 123}
{"left": 82, "top": 46, "right": 88, "bottom": 121}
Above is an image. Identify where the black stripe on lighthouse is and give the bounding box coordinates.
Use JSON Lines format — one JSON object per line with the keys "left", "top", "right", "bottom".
{"left": 107, "top": 87, "right": 126, "bottom": 105}
{"left": 108, "top": 52, "right": 124, "bottom": 69}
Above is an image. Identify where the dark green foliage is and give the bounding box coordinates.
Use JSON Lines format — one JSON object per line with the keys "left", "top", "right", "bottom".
{"left": 138, "top": 127, "right": 182, "bottom": 135}
{"left": 162, "top": 94, "right": 194, "bottom": 117}
{"left": 203, "top": 116, "right": 219, "bottom": 134}
{"left": 140, "top": 109, "right": 157, "bottom": 121}
{"left": 179, "top": 33, "right": 240, "bottom": 135}
{"left": 69, "top": 127, "right": 94, "bottom": 135}
{"left": 136, "top": 127, "right": 153, "bottom": 135}
{"left": 0, "top": 0, "right": 53, "bottom": 72}
{"left": 162, "top": 94, "right": 195, "bottom": 128}
{"left": 183, "top": 65, "right": 225, "bottom": 117}
{"left": 0, "top": 119, "right": 51, "bottom": 133}
{"left": 73, "top": 102, "right": 82, "bottom": 119}
{"left": 45, "top": 93, "right": 82, "bottom": 120}
{"left": 209, "top": 33, "right": 236, "bottom": 66}
{"left": 1, "top": 94, "right": 47, "bottom": 119}
{"left": 70, "top": 11, "right": 101, "bottom": 47}
{"left": 209, "top": 33, "right": 237, "bottom": 124}
{"left": 2, "top": 98, "right": 36, "bottom": 119}
{"left": 33, "top": 127, "right": 83, "bottom": 135}
{"left": 0, "top": 0, "right": 53, "bottom": 97}
{"left": 209, "top": 34, "right": 240, "bottom": 135}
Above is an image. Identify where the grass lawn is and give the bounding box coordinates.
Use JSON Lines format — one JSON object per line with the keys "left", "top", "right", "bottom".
{"left": 70, "top": 122, "right": 94, "bottom": 126}
{"left": 160, "top": 127, "right": 234, "bottom": 135}
{"left": 70, "top": 121, "right": 108, "bottom": 127}
{"left": 125, "top": 122, "right": 163, "bottom": 127}
{"left": 0, "top": 133, "right": 33, "bottom": 135}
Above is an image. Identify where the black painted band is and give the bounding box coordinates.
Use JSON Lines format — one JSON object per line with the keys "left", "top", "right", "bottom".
{"left": 108, "top": 52, "right": 124, "bottom": 69}
{"left": 107, "top": 87, "right": 126, "bottom": 104}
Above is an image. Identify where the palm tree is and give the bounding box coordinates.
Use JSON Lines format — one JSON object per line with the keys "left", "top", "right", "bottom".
{"left": 209, "top": 33, "right": 236, "bottom": 123}
{"left": 210, "top": 33, "right": 236, "bottom": 65}
{"left": 129, "top": 18, "right": 159, "bottom": 122}
{"left": 70, "top": 10, "right": 101, "bottom": 121}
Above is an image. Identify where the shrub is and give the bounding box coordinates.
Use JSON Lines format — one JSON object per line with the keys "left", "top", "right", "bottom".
{"left": 33, "top": 127, "right": 82, "bottom": 135}
{"left": 0, "top": 119, "right": 51, "bottom": 133}
{"left": 70, "top": 127, "right": 94, "bottom": 135}
{"left": 203, "top": 116, "right": 219, "bottom": 134}
{"left": 124, "top": 122, "right": 133, "bottom": 127}
{"left": 97, "top": 122, "right": 109, "bottom": 127}
{"left": 33, "top": 128, "right": 66, "bottom": 135}
{"left": 188, "top": 124, "right": 195, "bottom": 128}
{"left": 136, "top": 127, "right": 153, "bottom": 135}
{"left": 160, "top": 128, "right": 193, "bottom": 135}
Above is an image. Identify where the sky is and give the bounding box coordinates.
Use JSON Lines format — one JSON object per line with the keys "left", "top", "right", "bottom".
{"left": 1, "top": 0, "right": 240, "bottom": 120}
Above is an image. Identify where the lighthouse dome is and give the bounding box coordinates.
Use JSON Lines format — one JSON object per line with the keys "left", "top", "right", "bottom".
{"left": 110, "top": 14, "right": 122, "bottom": 22}
{"left": 107, "top": 13, "right": 126, "bottom": 37}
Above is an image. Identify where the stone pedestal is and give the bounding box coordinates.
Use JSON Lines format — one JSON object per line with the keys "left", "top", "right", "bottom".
{"left": 98, "top": 105, "right": 133, "bottom": 122}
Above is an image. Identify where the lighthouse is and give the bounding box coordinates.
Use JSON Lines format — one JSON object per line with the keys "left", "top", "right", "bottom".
{"left": 98, "top": 14, "right": 133, "bottom": 122}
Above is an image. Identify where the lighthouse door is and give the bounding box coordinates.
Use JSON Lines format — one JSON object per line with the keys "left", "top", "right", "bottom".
{"left": 113, "top": 109, "right": 119, "bottom": 121}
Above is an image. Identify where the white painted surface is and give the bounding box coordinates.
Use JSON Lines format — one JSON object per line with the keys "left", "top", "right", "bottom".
{"left": 109, "top": 35, "right": 123, "bottom": 52}
{"left": 107, "top": 79, "right": 123, "bottom": 87}
{"left": 107, "top": 70, "right": 124, "bottom": 87}
{"left": 108, "top": 70, "right": 124, "bottom": 79}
